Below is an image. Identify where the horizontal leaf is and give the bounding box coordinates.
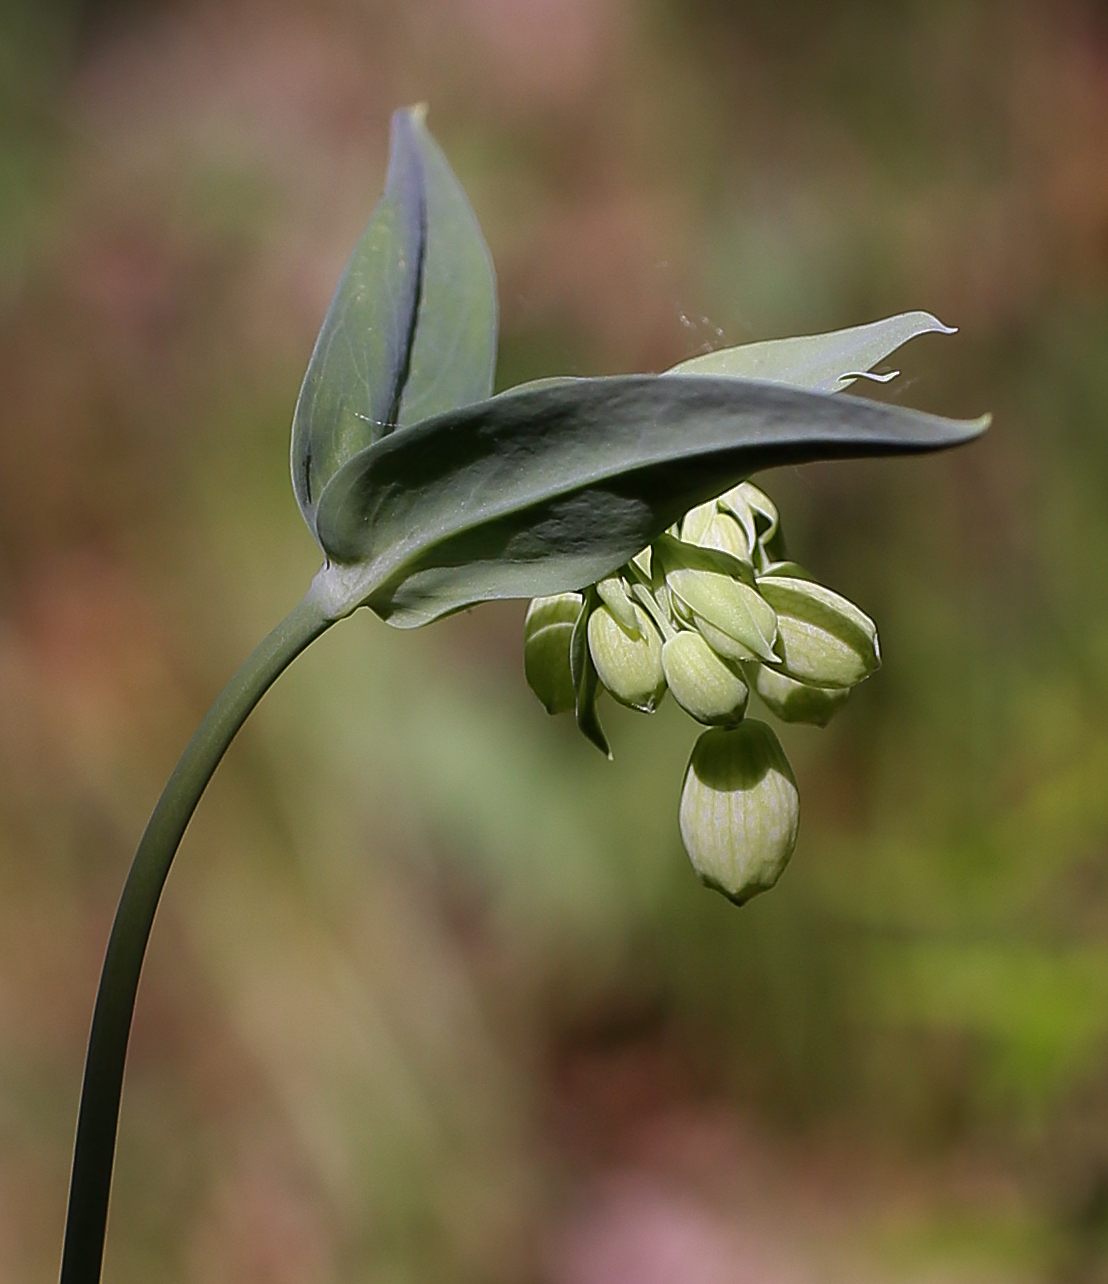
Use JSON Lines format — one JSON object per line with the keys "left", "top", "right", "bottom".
{"left": 291, "top": 106, "right": 497, "bottom": 535}
{"left": 666, "top": 311, "right": 955, "bottom": 392}
{"left": 312, "top": 374, "right": 988, "bottom": 627}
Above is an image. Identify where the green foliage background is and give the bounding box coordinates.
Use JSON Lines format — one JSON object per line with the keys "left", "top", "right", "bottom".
{"left": 3, "top": 1, "right": 1108, "bottom": 1280}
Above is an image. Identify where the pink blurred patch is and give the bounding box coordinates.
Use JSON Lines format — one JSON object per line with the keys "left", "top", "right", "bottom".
{"left": 452, "top": 0, "right": 617, "bottom": 105}
{"left": 550, "top": 1171, "right": 806, "bottom": 1284}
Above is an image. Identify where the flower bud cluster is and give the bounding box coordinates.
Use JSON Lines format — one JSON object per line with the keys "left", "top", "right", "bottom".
{"left": 522, "top": 481, "right": 880, "bottom": 906}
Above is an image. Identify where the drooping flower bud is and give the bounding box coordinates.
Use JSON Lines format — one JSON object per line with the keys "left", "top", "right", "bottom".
{"left": 523, "top": 592, "right": 582, "bottom": 713}
{"left": 587, "top": 603, "right": 667, "bottom": 712}
{"left": 596, "top": 575, "right": 641, "bottom": 635}
{"left": 662, "top": 630, "right": 749, "bottom": 725}
{"left": 748, "top": 663, "right": 850, "bottom": 726}
{"left": 679, "top": 721, "right": 800, "bottom": 905}
{"left": 756, "top": 571, "right": 879, "bottom": 688}
{"left": 718, "top": 482, "right": 785, "bottom": 567}
{"left": 691, "top": 613, "right": 763, "bottom": 665}
{"left": 668, "top": 585, "right": 694, "bottom": 629}
{"left": 700, "top": 512, "right": 752, "bottom": 562}
{"left": 680, "top": 500, "right": 717, "bottom": 545}
{"left": 631, "top": 546, "right": 653, "bottom": 578}
{"left": 656, "top": 536, "right": 778, "bottom": 663}
{"left": 681, "top": 502, "right": 752, "bottom": 563}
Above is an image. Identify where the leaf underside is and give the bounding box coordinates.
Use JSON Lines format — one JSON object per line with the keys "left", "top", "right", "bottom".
{"left": 314, "top": 374, "right": 988, "bottom": 627}
{"left": 667, "top": 311, "right": 956, "bottom": 392}
{"left": 505, "top": 310, "right": 956, "bottom": 400}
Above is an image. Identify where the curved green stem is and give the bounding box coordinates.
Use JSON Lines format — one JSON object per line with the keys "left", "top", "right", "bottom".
{"left": 59, "top": 585, "right": 335, "bottom": 1284}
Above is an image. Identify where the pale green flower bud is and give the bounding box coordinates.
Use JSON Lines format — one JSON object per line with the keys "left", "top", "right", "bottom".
{"left": 668, "top": 585, "right": 694, "bottom": 629}
{"left": 662, "top": 630, "right": 749, "bottom": 725}
{"left": 658, "top": 537, "right": 778, "bottom": 663}
{"left": 700, "top": 512, "right": 752, "bottom": 562}
{"left": 681, "top": 502, "right": 752, "bottom": 563}
{"left": 679, "top": 721, "right": 800, "bottom": 905}
{"left": 523, "top": 592, "right": 582, "bottom": 713}
{"left": 749, "top": 663, "right": 850, "bottom": 726}
{"left": 680, "top": 500, "right": 717, "bottom": 545}
{"left": 720, "top": 480, "right": 777, "bottom": 536}
{"left": 596, "top": 575, "right": 641, "bottom": 635}
{"left": 756, "top": 572, "right": 879, "bottom": 688}
{"left": 719, "top": 482, "right": 785, "bottom": 567}
{"left": 690, "top": 613, "right": 761, "bottom": 665}
{"left": 587, "top": 603, "right": 667, "bottom": 712}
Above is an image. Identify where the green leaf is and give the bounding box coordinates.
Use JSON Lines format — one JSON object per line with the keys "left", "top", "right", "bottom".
{"left": 570, "top": 588, "right": 610, "bottom": 757}
{"left": 392, "top": 112, "right": 497, "bottom": 429}
{"left": 291, "top": 109, "right": 422, "bottom": 524}
{"left": 291, "top": 106, "right": 496, "bottom": 536}
{"left": 667, "top": 311, "right": 955, "bottom": 392}
{"left": 313, "top": 374, "right": 988, "bottom": 627}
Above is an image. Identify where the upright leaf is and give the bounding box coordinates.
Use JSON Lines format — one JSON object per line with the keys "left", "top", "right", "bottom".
{"left": 570, "top": 587, "right": 610, "bottom": 757}
{"left": 291, "top": 109, "right": 424, "bottom": 526}
{"left": 313, "top": 374, "right": 988, "bottom": 627}
{"left": 291, "top": 106, "right": 497, "bottom": 537}
{"left": 667, "top": 311, "right": 955, "bottom": 392}
{"left": 395, "top": 113, "right": 497, "bottom": 428}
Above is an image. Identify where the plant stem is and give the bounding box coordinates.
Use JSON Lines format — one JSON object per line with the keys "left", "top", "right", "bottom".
{"left": 59, "top": 585, "right": 334, "bottom": 1284}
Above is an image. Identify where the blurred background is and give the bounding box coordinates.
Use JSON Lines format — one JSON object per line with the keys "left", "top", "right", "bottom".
{"left": 2, "top": 1, "right": 1108, "bottom": 1280}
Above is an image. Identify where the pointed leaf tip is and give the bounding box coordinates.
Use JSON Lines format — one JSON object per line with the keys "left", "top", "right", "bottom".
{"left": 291, "top": 105, "right": 497, "bottom": 543}
{"left": 667, "top": 310, "right": 959, "bottom": 392}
